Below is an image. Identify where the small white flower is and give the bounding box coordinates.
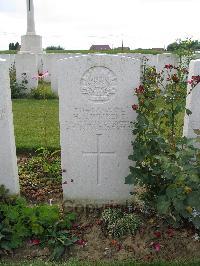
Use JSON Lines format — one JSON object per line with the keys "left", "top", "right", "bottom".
{"left": 192, "top": 208, "right": 200, "bottom": 218}
{"left": 49, "top": 199, "right": 53, "bottom": 206}
{"left": 193, "top": 233, "right": 200, "bottom": 241}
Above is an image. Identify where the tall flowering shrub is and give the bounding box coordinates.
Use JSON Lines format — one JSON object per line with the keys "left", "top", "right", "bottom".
{"left": 126, "top": 55, "right": 200, "bottom": 229}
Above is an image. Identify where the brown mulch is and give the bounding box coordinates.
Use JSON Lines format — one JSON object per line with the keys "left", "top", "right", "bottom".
{"left": 5, "top": 155, "right": 199, "bottom": 262}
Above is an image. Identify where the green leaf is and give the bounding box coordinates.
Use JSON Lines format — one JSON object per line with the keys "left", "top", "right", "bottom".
{"left": 50, "top": 245, "right": 65, "bottom": 260}
{"left": 185, "top": 108, "right": 192, "bottom": 116}
{"left": 125, "top": 174, "right": 135, "bottom": 184}
{"left": 157, "top": 196, "right": 170, "bottom": 214}
{"left": 187, "top": 191, "right": 200, "bottom": 210}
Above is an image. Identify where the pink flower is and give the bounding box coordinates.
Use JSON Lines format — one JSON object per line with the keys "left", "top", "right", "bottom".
{"left": 152, "top": 242, "right": 161, "bottom": 252}
{"left": 33, "top": 71, "right": 49, "bottom": 80}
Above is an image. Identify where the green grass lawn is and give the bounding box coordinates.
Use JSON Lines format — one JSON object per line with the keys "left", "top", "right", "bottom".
{"left": 0, "top": 49, "right": 163, "bottom": 55}
{"left": 12, "top": 99, "right": 60, "bottom": 153}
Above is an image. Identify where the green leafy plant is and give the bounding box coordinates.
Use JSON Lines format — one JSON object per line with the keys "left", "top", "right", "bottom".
{"left": 101, "top": 208, "right": 141, "bottom": 238}
{"left": 19, "top": 148, "right": 61, "bottom": 180}
{"left": 0, "top": 186, "right": 77, "bottom": 259}
{"left": 126, "top": 41, "right": 200, "bottom": 229}
{"left": 30, "top": 81, "right": 58, "bottom": 100}
{"left": 9, "top": 63, "right": 28, "bottom": 98}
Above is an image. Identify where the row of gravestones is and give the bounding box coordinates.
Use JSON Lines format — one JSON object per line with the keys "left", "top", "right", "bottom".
{"left": 1, "top": 52, "right": 185, "bottom": 94}
{"left": 0, "top": 55, "right": 200, "bottom": 204}
{"left": 2, "top": 52, "right": 200, "bottom": 93}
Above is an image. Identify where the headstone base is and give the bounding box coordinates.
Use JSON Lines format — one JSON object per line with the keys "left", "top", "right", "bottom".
{"left": 20, "top": 34, "right": 43, "bottom": 54}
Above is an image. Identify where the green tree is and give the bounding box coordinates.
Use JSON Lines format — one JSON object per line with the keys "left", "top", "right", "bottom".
{"left": 46, "top": 45, "right": 64, "bottom": 50}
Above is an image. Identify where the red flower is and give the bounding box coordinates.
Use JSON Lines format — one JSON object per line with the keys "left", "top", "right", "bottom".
{"left": 76, "top": 239, "right": 87, "bottom": 247}
{"left": 166, "top": 228, "right": 174, "bottom": 237}
{"left": 135, "top": 85, "right": 145, "bottom": 95}
{"left": 30, "top": 239, "right": 40, "bottom": 245}
{"left": 154, "top": 231, "right": 161, "bottom": 238}
{"left": 188, "top": 75, "right": 200, "bottom": 87}
{"left": 192, "top": 75, "right": 200, "bottom": 82}
{"left": 132, "top": 104, "right": 139, "bottom": 111}
{"left": 164, "top": 64, "right": 174, "bottom": 69}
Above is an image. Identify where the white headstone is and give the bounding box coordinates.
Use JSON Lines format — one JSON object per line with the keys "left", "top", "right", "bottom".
{"left": 41, "top": 53, "right": 55, "bottom": 82}
{"left": 0, "top": 59, "right": 19, "bottom": 194}
{"left": 183, "top": 59, "right": 200, "bottom": 138}
{"left": 157, "top": 53, "right": 179, "bottom": 70}
{"left": 58, "top": 54, "right": 140, "bottom": 204}
{"left": 0, "top": 54, "right": 16, "bottom": 69}
{"left": 16, "top": 53, "right": 38, "bottom": 91}
{"left": 119, "top": 53, "right": 157, "bottom": 68}
{"left": 51, "top": 53, "right": 81, "bottom": 94}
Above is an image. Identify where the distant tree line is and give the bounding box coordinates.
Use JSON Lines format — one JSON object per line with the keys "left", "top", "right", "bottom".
{"left": 167, "top": 39, "right": 200, "bottom": 52}
{"left": 45, "top": 45, "right": 64, "bottom": 50}
{"left": 9, "top": 42, "right": 20, "bottom": 50}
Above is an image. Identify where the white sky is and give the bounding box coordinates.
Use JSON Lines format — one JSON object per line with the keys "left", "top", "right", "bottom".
{"left": 0, "top": 0, "right": 199, "bottom": 50}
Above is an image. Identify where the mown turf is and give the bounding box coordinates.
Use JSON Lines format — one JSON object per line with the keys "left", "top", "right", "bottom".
{"left": 12, "top": 99, "right": 60, "bottom": 152}
{"left": 0, "top": 49, "right": 163, "bottom": 55}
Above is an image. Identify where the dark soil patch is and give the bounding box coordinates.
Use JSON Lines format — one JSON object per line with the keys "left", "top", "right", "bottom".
{"left": 18, "top": 155, "right": 63, "bottom": 203}
{"left": 6, "top": 155, "right": 199, "bottom": 263}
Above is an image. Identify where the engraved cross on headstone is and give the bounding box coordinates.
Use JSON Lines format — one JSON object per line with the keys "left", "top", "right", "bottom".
{"left": 82, "top": 134, "right": 115, "bottom": 185}
{"left": 29, "top": 0, "right": 31, "bottom": 11}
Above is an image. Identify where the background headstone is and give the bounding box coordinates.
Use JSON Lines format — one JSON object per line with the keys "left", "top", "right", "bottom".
{"left": 16, "top": 53, "right": 38, "bottom": 91}
{"left": 183, "top": 59, "right": 200, "bottom": 138}
{"left": 157, "top": 53, "right": 179, "bottom": 87}
{"left": 0, "top": 59, "right": 19, "bottom": 194}
{"left": 51, "top": 53, "right": 81, "bottom": 94}
{"left": 58, "top": 54, "right": 140, "bottom": 204}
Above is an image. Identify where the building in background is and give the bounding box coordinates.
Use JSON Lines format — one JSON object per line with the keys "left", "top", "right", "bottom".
{"left": 90, "top": 45, "right": 111, "bottom": 51}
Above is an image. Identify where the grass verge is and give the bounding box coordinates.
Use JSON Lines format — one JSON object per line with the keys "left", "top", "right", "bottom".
{"left": 12, "top": 99, "right": 60, "bottom": 153}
